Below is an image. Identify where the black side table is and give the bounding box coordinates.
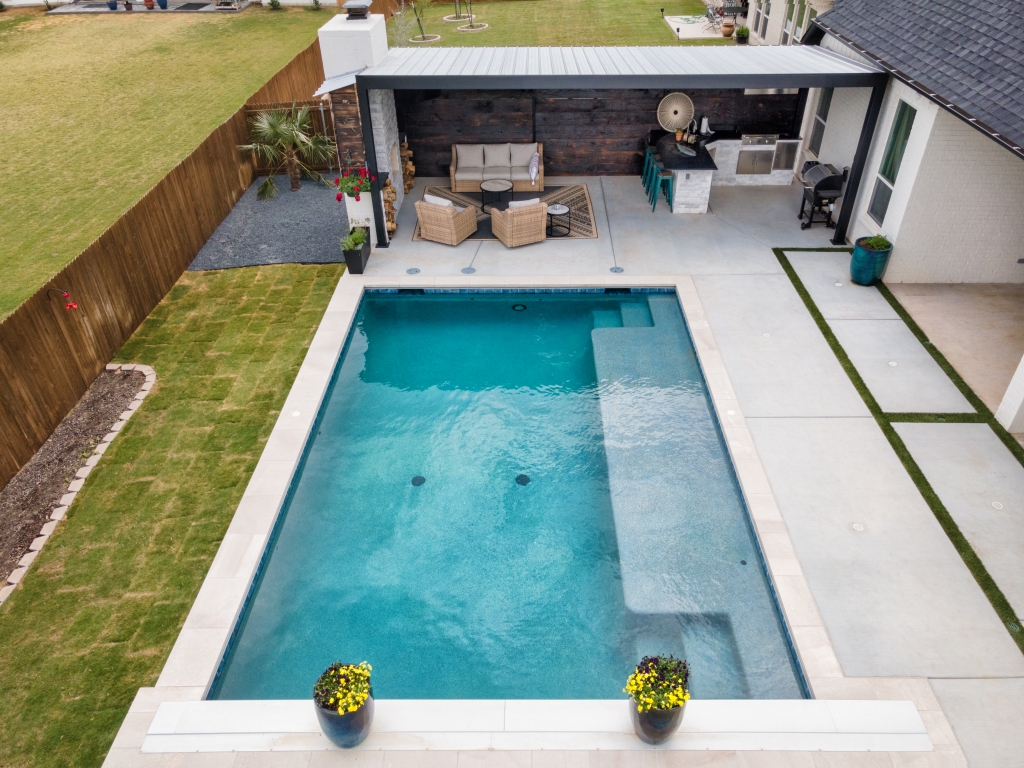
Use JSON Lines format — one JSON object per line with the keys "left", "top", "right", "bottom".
{"left": 480, "top": 179, "right": 514, "bottom": 212}
{"left": 547, "top": 204, "right": 570, "bottom": 237}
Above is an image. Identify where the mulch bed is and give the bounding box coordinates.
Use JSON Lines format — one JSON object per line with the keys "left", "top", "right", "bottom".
{"left": 0, "top": 369, "right": 144, "bottom": 583}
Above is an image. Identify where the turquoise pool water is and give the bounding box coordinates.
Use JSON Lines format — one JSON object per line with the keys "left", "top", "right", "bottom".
{"left": 211, "top": 290, "right": 805, "bottom": 701}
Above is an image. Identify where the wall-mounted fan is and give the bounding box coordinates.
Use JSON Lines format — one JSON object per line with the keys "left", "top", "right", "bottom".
{"left": 657, "top": 92, "right": 695, "bottom": 132}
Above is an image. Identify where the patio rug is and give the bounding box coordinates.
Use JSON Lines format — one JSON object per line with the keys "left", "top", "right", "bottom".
{"left": 413, "top": 184, "right": 597, "bottom": 241}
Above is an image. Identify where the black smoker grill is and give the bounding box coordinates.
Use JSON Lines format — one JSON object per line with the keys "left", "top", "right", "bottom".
{"left": 799, "top": 161, "right": 847, "bottom": 230}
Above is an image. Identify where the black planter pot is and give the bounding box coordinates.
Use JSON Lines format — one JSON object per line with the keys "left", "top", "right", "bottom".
{"left": 736, "top": 36, "right": 749, "bottom": 44}
{"left": 343, "top": 240, "right": 371, "bottom": 275}
{"left": 629, "top": 700, "right": 685, "bottom": 745}
{"left": 315, "top": 694, "right": 374, "bottom": 748}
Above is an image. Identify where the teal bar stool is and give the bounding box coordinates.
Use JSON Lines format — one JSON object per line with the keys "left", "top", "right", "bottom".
{"left": 641, "top": 146, "right": 655, "bottom": 190}
{"left": 651, "top": 170, "right": 674, "bottom": 212}
{"left": 645, "top": 156, "right": 665, "bottom": 201}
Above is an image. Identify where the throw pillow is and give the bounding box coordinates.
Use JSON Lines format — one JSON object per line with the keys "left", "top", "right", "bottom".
{"left": 508, "top": 198, "right": 541, "bottom": 209}
{"left": 528, "top": 152, "right": 541, "bottom": 182}
{"left": 423, "top": 193, "right": 454, "bottom": 208}
{"left": 510, "top": 143, "right": 539, "bottom": 167}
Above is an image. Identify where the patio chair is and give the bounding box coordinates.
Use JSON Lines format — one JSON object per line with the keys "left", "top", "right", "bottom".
{"left": 491, "top": 201, "right": 548, "bottom": 248}
{"left": 414, "top": 199, "right": 478, "bottom": 246}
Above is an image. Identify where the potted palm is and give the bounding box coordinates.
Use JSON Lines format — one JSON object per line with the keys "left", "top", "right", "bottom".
{"left": 238, "top": 104, "right": 336, "bottom": 201}
{"left": 735, "top": 26, "right": 750, "bottom": 44}
{"left": 341, "top": 226, "right": 371, "bottom": 274}
{"left": 624, "top": 655, "right": 690, "bottom": 745}
{"left": 314, "top": 661, "right": 374, "bottom": 748}
{"left": 850, "top": 234, "right": 894, "bottom": 285}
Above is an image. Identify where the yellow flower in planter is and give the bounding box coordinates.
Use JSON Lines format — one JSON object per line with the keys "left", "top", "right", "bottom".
{"left": 624, "top": 655, "right": 690, "bottom": 713}
{"left": 314, "top": 661, "right": 372, "bottom": 715}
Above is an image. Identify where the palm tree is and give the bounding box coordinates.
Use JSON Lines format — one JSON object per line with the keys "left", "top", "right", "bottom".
{"left": 238, "top": 104, "right": 336, "bottom": 201}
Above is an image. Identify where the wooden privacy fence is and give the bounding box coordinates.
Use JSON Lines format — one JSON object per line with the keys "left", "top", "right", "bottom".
{"left": 0, "top": 39, "right": 326, "bottom": 490}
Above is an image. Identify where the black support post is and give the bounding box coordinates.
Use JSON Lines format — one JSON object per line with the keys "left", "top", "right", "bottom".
{"left": 357, "top": 82, "right": 390, "bottom": 249}
{"left": 831, "top": 79, "right": 887, "bottom": 246}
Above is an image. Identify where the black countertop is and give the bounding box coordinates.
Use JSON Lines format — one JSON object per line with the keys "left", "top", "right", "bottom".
{"left": 655, "top": 134, "right": 718, "bottom": 172}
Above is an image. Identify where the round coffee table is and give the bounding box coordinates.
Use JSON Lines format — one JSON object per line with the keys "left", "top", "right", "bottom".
{"left": 547, "top": 204, "right": 571, "bottom": 237}
{"left": 480, "top": 179, "right": 514, "bottom": 212}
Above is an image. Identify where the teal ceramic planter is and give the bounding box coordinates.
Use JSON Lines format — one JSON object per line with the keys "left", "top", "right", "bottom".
{"left": 850, "top": 238, "right": 893, "bottom": 286}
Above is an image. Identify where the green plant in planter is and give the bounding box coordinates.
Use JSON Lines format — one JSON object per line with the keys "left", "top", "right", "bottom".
{"left": 311, "top": 0, "right": 321, "bottom": 9}
{"left": 860, "top": 234, "right": 892, "bottom": 250}
{"left": 314, "top": 661, "right": 372, "bottom": 714}
{"left": 268, "top": 0, "right": 282, "bottom": 9}
{"left": 735, "top": 26, "right": 750, "bottom": 37}
{"left": 624, "top": 655, "right": 690, "bottom": 712}
{"left": 341, "top": 227, "right": 368, "bottom": 252}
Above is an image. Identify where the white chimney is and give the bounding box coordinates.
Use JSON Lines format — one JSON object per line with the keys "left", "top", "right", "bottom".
{"left": 318, "top": 11, "right": 388, "bottom": 79}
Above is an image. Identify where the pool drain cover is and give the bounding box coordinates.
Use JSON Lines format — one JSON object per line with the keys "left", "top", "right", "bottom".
{"left": 406, "top": 268, "right": 421, "bottom": 275}
{"left": 610, "top": 266, "right": 624, "bottom": 274}
{"left": 516, "top": 474, "right": 530, "bottom": 485}
{"left": 462, "top": 267, "right": 476, "bottom": 274}
{"left": 411, "top": 476, "right": 425, "bottom": 486}
{"left": 740, "top": 560, "right": 746, "bottom": 565}
{"left": 512, "top": 304, "right": 526, "bottom": 311}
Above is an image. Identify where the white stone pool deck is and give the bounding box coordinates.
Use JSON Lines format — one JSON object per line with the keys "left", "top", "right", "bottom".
{"left": 104, "top": 179, "right": 1024, "bottom": 767}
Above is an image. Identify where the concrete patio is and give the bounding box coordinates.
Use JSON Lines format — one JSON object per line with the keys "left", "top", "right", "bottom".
{"left": 104, "top": 180, "right": 1024, "bottom": 768}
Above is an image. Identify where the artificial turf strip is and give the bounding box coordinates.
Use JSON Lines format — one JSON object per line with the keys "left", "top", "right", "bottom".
{"left": 774, "top": 248, "right": 1024, "bottom": 655}
{"left": 0, "top": 264, "right": 343, "bottom": 768}
{"left": 875, "top": 282, "right": 1024, "bottom": 469}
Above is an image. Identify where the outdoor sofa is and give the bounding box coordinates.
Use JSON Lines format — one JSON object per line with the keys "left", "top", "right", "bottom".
{"left": 450, "top": 143, "right": 544, "bottom": 193}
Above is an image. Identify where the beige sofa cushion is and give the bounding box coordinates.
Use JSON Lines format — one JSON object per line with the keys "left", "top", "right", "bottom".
{"left": 457, "top": 144, "right": 484, "bottom": 167}
{"left": 510, "top": 167, "right": 534, "bottom": 181}
{"left": 484, "top": 143, "right": 511, "bottom": 167}
{"left": 454, "top": 166, "right": 484, "bottom": 181}
{"left": 508, "top": 198, "right": 542, "bottom": 209}
{"left": 510, "top": 142, "right": 539, "bottom": 167}
{"left": 482, "top": 167, "right": 511, "bottom": 181}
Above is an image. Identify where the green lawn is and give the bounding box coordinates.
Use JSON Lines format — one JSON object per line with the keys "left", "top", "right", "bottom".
{"left": 0, "top": 6, "right": 338, "bottom": 320}
{"left": 389, "top": 0, "right": 733, "bottom": 47}
{"left": 0, "top": 263, "right": 343, "bottom": 768}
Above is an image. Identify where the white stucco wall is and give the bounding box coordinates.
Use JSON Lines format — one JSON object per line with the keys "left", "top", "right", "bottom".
{"left": 883, "top": 109, "right": 1024, "bottom": 283}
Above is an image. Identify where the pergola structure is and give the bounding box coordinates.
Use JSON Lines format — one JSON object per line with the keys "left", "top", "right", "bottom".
{"left": 354, "top": 45, "right": 886, "bottom": 247}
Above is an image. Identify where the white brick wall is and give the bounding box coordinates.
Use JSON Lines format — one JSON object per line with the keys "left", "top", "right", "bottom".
{"left": 369, "top": 88, "right": 404, "bottom": 213}
{"left": 815, "top": 86, "right": 871, "bottom": 171}
{"left": 884, "top": 109, "right": 1024, "bottom": 283}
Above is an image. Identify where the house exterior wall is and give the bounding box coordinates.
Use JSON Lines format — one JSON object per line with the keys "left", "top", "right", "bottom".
{"left": 883, "top": 109, "right": 1024, "bottom": 283}
{"left": 848, "top": 78, "right": 939, "bottom": 248}
{"left": 813, "top": 86, "right": 871, "bottom": 172}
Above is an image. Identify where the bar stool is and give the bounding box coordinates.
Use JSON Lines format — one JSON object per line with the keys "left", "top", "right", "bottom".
{"left": 642, "top": 146, "right": 656, "bottom": 190}
{"left": 644, "top": 153, "right": 665, "bottom": 199}
{"left": 651, "top": 170, "right": 674, "bottom": 212}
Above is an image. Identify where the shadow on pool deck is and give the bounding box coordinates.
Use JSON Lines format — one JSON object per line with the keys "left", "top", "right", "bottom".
{"left": 188, "top": 173, "right": 348, "bottom": 271}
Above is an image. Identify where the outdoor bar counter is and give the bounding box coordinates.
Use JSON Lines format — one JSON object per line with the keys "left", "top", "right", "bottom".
{"left": 655, "top": 134, "right": 719, "bottom": 214}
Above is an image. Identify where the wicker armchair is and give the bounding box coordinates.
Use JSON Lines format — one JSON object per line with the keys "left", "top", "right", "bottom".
{"left": 490, "top": 203, "right": 548, "bottom": 248}
{"left": 414, "top": 201, "right": 479, "bottom": 246}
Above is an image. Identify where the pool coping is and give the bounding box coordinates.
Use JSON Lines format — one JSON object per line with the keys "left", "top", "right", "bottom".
{"left": 109, "top": 273, "right": 963, "bottom": 761}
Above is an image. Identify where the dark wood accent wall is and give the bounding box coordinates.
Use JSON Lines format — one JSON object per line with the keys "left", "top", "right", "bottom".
{"left": 330, "top": 85, "right": 367, "bottom": 166}
{"left": 395, "top": 89, "right": 801, "bottom": 176}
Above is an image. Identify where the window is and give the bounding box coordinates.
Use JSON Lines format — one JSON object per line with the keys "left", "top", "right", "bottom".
{"left": 791, "top": 0, "right": 808, "bottom": 43}
{"left": 868, "top": 100, "right": 917, "bottom": 224}
{"left": 781, "top": 1, "right": 795, "bottom": 44}
{"left": 760, "top": 1, "right": 771, "bottom": 38}
{"left": 808, "top": 87, "right": 833, "bottom": 156}
{"left": 752, "top": 0, "right": 762, "bottom": 35}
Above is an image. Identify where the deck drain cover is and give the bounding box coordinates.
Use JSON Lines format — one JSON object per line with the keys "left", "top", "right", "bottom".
{"left": 513, "top": 304, "right": 527, "bottom": 311}
{"left": 992, "top": 501, "right": 1004, "bottom": 509}
{"left": 411, "top": 476, "right": 425, "bottom": 486}
{"left": 888, "top": 361, "right": 898, "bottom": 367}
{"left": 835, "top": 282, "right": 843, "bottom": 287}
{"left": 462, "top": 267, "right": 476, "bottom": 274}
{"left": 610, "top": 266, "right": 624, "bottom": 273}
{"left": 406, "top": 268, "right": 421, "bottom": 275}
{"left": 763, "top": 333, "right": 771, "bottom": 338}
{"left": 516, "top": 474, "right": 530, "bottom": 485}
{"left": 853, "top": 523, "right": 865, "bottom": 531}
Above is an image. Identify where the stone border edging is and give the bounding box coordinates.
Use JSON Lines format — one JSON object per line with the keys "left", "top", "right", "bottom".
{"left": 0, "top": 363, "right": 156, "bottom": 608}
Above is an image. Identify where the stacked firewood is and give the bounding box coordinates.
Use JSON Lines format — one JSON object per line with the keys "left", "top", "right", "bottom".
{"left": 382, "top": 178, "right": 398, "bottom": 236}
{"left": 400, "top": 141, "right": 416, "bottom": 194}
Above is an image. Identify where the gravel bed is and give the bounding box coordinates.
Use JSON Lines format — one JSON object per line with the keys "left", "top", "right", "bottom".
{"left": 188, "top": 174, "right": 349, "bottom": 271}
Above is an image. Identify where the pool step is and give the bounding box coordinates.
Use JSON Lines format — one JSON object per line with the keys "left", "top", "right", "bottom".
{"left": 591, "top": 300, "right": 655, "bottom": 330}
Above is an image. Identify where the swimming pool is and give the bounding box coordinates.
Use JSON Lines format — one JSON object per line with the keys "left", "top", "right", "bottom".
{"left": 211, "top": 290, "right": 805, "bottom": 701}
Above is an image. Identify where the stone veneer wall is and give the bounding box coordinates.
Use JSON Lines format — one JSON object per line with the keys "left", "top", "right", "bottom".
{"left": 885, "top": 109, "right": 1024, "bottom": 283}
{"left": 369, "top": 88, "right": 404, "bottom": 213}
